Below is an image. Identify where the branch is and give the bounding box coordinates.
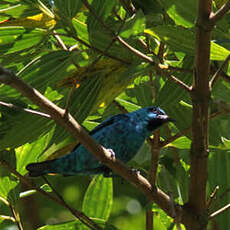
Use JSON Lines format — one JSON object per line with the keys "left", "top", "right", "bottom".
{"left": 53, "top": 31, "right": 68, "bottom": 50}
{"left": 148, "top": 132, "right": 160, "bottom": 186}
{"left": 52, "top": 32, "right": 130, "bottom": 65}
{"left": 0, "top": 66, "right": 183, "bottom": 220}
{"left": 156, "top": 65, "right": 191, "bottom": 92}
{"left": 209, "top": 54, "right": 230, "bottom": 89}
{"left": 0, "top": 160, "right": 101, "bottom": 230}
{"left": 209, "top": 203, "right": 230, "bottom": 219}
{"left": 187, "top": 0, "right": 212, "bottom": 228}
{"left": 0, "top": 101, "right": 51, "bottom": 119}
{"left": 209, "top": 1, "right": 230, "bottom": 27}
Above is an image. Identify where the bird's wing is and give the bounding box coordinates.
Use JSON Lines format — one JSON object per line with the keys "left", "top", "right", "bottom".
{"left": 89, "top": 113, "right": 129, "bottom": 135}
{"left": 72, "top": 113, "right": 129, "bottom": 152}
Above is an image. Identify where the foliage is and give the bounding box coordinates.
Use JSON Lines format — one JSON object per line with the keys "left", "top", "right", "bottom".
{"left": 0, "top": 0, "right": 230, "bottom": 229}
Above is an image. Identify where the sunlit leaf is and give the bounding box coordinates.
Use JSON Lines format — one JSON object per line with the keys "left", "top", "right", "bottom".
{"left": 15, "top": 131, "right": 53, "bottom": 175}
{"left": 82, "top": 175, "right": 113, "bottom": 221}
{"left": 0, "top": 176, "right": 19, "bottom": 205}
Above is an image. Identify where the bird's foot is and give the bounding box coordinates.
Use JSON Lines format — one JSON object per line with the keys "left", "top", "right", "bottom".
{"left": 130, "top": 168, "right": 141, "bottom": 176}
{"left": 107, "top": 148, "right": 116, "bottom": 159}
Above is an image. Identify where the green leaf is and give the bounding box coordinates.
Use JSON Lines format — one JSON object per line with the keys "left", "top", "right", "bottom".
{"left": 210, "top": 41, "right": 230, "bottom": 60}
{"left": 146, "top": 25, "right": 230, "bottom": 60}
{"left": 54, "top": 0, "right": 82, "bottom": 19}
{"left": 15, "top": 131, "right": 53, "bottom": 175}
{"left": 164, "top": 0, "right": 197, "bottom": 28}
{"left": 0, "top": 176, "right": 19, "bottom": 205}
{"left": 151, "top": 203, "right": 172, "bottom": 229}
{"left": 120, "top": 10, "right": 146, "bottom": 38}
{"left": 86, "top": 0, "right": 117, "bottom": 52}
{"left": 168, "top": 136, "right": 191, "bottom": 149}
{"left": 87, "top": 0, "right": 116, "bottom": 31}
{"left": 125, "top": 76, "right": 153, "bottom": 107}
{"left": 0, "top": 51, "right": 73, "bottom": 100}
{"left": 145, "top": 26, "right": 194, "bottom": 55}
{"left": 0, "top": 27, "right": 47, "bottom": 55}
{"left": 82, "top": 175, "right": 113, "bottom": 221}
{"left": 0, "top": 109, "right": 54, "bottom": 149}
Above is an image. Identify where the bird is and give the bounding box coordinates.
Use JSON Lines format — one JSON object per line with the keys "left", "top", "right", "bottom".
{"left": 26, "top": 106, "right": 174, "bottom": 177}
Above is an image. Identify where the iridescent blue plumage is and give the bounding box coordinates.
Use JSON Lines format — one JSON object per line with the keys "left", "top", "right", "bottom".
{"left": 26, "top": 106, "right": 173, "bottom": 177}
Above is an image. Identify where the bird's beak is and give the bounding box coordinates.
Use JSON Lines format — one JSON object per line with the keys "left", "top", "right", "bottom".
{"left": 158, "top": 115, "right": 175, "bottom": 122}
{"left": 167, "top": 117, "right": 176, "bottom": 122}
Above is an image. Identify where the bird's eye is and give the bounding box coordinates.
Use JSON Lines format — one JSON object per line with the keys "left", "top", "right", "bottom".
{"left": 148, "top": 107, "right": 157, "bottom": 113}
{"left": 148, "top": 107, "right": 165, "bottom": 115}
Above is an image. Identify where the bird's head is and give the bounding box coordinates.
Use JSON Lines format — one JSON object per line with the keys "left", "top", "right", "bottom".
{"left": 131, "top": 106, "right": 174, "bottom": 135}
{"left": 145, "top": 106, "right": 174, "bottom": 131}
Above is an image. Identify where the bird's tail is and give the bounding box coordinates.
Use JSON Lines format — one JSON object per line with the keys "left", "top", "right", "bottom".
{"left": 26, "top": 159, "right": 56, "bottom": 177}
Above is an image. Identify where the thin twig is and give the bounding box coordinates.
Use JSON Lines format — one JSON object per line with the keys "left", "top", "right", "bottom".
{"left": 52, "top": 31, "right": 130, "bottom": 64}
{"left": 16, "top": 56, "right": 41, "bottom": 76}
{"left": 42, "top": 175, "right": 92, "bottom": 227}
{"left": 0, "top": 160, "right": 101, "bottom": 230}
{"left": 64, "top": 86, "right": 76, "bottom": 115}
{"left": 137, "top": 38, "right": 151, "bottom": 53}
{"left": 53, "top": 31, "right": 68, "bottom": 50}
{"left": 9, "top": 205, "right": 24, "bottom": 230}
{"left": 207, "top": 186, "right": 219, "bottom": 209}
{"left": 0, "top": 101, "right": 51, "bottom": 118}
{"left": 119, "top": 0, "right": 136, "bottom": 16}
{"left": 209, "top": 1, "right": 230, "bottom": 27}
{"left": 209, "top": 203, "right": 230, "bottom": 219}
{"left": 157, "top": 42, "right": 165, "bottom": 63}
{"left": 117, "top": 35, "right": 155, "bottom": 63}
{"left": 160, "top": 126, "right": 191, "bottom": 148}
{"left": 113, "top": 100, "right": 128, "bottom": 114}
{"left": 156, "top": 66, "right": 191, "bottom": 92}
{"left": 42, "top": 176, "right": 64, "bottom": 202}
{"left": 149, "top": 71, "right": 156, "bottom": 100}
{"left": 211, "top": 186, "right": 230, "bottom": 212}
{"left": 212, "top": 61, "right": 230, "bottom": 83}
{"left": 209, "top": 54, "right": 230, "bottom": 89}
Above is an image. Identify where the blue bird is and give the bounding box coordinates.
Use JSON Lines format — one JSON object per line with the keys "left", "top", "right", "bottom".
{"left": 26, "top": 106, "right": 173, "bottom": 177}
